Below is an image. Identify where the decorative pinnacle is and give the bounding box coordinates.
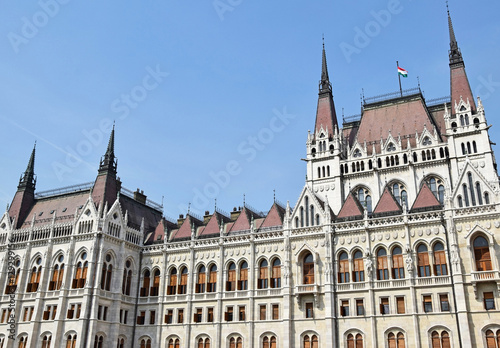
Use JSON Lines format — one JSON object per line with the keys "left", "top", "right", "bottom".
{"left": 447, "top": 2, "right": 463, "bottom": 65}
{"left": 319, "top": 39, "right": 332, "bottom": 93}
{"left": 19, "top": 142, "right": 36, "bottom": 190}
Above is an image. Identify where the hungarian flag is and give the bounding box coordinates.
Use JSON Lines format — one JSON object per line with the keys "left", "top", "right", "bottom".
{"left": 398, "top": 67, "right": 408, "bottom": 77}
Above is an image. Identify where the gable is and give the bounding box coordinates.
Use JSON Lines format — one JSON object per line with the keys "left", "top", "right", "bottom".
{"left": 411, "top": 182, "right": 441, "bottom": 212}
{"left": 372, "top": 187, "right": 402, "bottom": 217}
{"left": 336, "top": 192, "right": 364, "bottom": 221}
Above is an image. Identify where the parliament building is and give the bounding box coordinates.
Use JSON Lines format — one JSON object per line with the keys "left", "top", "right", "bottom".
{"left": 0, "top": 8, "right": 499, "bottom": 348}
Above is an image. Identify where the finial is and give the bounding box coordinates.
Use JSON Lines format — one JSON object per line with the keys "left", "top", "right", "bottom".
{"left": 187, "top": 202, "right": 191, "bottom": 215}
{"left": 243, "top": 194, "right": 246, "bottom": 207}
{"left": 322, "top": 34, "right": 325, "bottom": 48}
{"left": 161, "top": 195, "right": 164, "bottom": 207}
{"left": 273, "top": 189, "right": 276, "bottom": 203}
{"left": 446, "top": 1, "right": 449, "bottom": 14}
{"left": 417, "top": 76, "right": 420, "bottom": 89}
{"left": 214, "top": 198, "right": 217, "bottom": 210}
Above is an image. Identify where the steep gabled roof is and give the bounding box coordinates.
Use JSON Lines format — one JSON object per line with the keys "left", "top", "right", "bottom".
{"left": 372, "top": 187, "right": 402, "bottom": 217}
{"left": 198, "top": 211, "right": 231, "bottom": 238}
{"left": 229, "top": 207, "right": 261, "bottom": 234}
{"left": 336, "top": 192, "right": 364, "bottom": 221}
{"left": 259, "top": 203, "right": 286, "bottom": 229}
{"left": 170, "top": 215, "right": 203, "bottom": 241}
{"left": 411, "top": 182, "right": 442, "bottom": 213}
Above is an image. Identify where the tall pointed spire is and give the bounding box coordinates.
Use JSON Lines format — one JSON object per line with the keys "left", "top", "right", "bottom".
{"left": 314, "top": 40, "right": 338, "bottom": 137}
{"left": 319, "top": 37, "right": 332, "bottom": 94}
{"left": 18, "top": 142, "right": 36, "bottom": 191}
{"left": 446, "top": 4, "right": 476, "bottom": 115}
{"left": 98, "top": 124, "right": 117, "bottom": 175}
{"left": 447, "top": 3, "right": 463, "bottom": 66}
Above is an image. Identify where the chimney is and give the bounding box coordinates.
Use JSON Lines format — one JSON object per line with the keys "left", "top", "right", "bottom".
{"left": 177, "top": 214, "right": 185, "bottom": 226}
{"left": 230, "top": 207, "right": 241, "bottom": 221}
{"left": 134, "top": 189, "right": 147, "bottom": 204}
{"left": 204, "top": 211, "right": 211, "bottom": 224}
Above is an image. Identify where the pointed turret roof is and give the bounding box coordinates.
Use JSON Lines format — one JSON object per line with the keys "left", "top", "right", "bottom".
{"left": 411, "top": 182, "right": 442, "bottom": 213}
{"left": 336, "top": 192, "right": 364, "bottom": 221}
{"left": 98, "top": 125, "right": 117, "bottom": 175}
{"left": 372, "top": 187, "right": 402, "bottom": 217}
{"left": 18, "top": 143, "right": 36, "bottom": 191}
{"left": 447, "top": 5, "right": 476, "bottom": 115}
{"left": 314, "top": 42, "right": 338, "bottom": 136}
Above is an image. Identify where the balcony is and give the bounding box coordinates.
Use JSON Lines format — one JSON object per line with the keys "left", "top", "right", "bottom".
{"left": 296, "top": 284, "right": 318, "bottom": 294}
{"left": 472, "top": 270, "right": 500, "bottom": 281}
{"left": 336, "top": 282, "right": 366, "bottom": 292}
{"left": 255, "top": 288, "right": 282, "bottom": 297}
{"left": 416, "top": 275, "right": 451, "bottom": 286}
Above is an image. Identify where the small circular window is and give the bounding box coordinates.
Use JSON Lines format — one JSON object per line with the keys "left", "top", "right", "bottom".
{"left": 126, "top": 260, "right": 131, "bottom": 268}
{"left": 58, "top": 255, "right": 64, "bottom": 262}
{"left": 36, "top": 257, "right": 42, "bottom": 265}
{"left": 106, "top": 254, "right": 111, "bottom": 262}
{"left": 81, "top": 252, "right": 87, "bottom": 260}
{"left": 15, "top": 260, "right": 21, "bottom": 267}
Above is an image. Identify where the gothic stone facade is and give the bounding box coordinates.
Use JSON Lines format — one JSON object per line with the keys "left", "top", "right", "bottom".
{"left": 0, "top": 9, "right": 500, "bottom": 348}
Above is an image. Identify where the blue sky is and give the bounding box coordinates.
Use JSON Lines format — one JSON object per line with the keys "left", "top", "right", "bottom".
{"left": 1, "top": 0, "right": 499, "bottom": 219}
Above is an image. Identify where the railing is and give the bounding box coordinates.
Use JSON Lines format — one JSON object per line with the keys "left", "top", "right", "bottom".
{"left": 426, "top": 96, "right": 450, "bottom": 107}
{"left": 296, "top": 284, "right": 318, "bottom": 294}
{"left": 416, "top": 275, "right": 450, "bottom": 286}
{"left": 35, "top": 182, "right": 94, "bottom": 198}
{"left": 343, "top": 114, "right": 362, "bottom": 124}
{"left": 364, "top": 87, "right": 421, "bottom": 105}
{"left": 472, "top": 270, "right": 500, "bottom": 281}
{"left": 120, "top": 187, "right": 163, "bottom": 212}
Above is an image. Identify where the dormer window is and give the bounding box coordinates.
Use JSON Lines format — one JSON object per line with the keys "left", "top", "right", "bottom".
{"left": 387, "top": 143, "right": 396, "bottom": 152}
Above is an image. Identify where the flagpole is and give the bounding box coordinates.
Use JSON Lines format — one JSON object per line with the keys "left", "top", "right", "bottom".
{"left": 397, "top": 61, "right": 402, "bottom": 97}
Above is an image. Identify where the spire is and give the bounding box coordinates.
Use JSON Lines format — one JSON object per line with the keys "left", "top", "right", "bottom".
{"left": 447, "top": 3, "right": 463, "bottom": 66}
{"left": 446, "top": 5, "right": 476, "bottom": 115}
{"left": 314, "top": 40, "right": 338, "bottom": 136}
{"left": 98, "top": 125, "right": 117, "bottom": 175}
{"left": 18, "top": 142, "right": 36, "bottom": 191}
{"left": 319, "top": 38, "right": 332, "bottom": 93}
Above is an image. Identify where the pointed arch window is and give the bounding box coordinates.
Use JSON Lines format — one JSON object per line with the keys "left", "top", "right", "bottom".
{"left": 468, "top": 173, "right": 476, "bottom": 206}
{"left": 476, "top": 182, "right": 483, "bottom": 205}
{"left": 226, "top": 263, "right": 236, "bottom": 291}
{"left": 353, "top": 250, "right": 364, "bottom": 282}
{"left": 142, "top": 270, "right": 151, "bottom": 296}
{"left": 392, "top": 247, "right": 404, "bottom": 279}
{"left": 338, "top": 252, "right": 349, "bottom": 283}
{"left": 474, "top": 236, "right": 492, "bottom": 271}
{"left": 179, "top": 267, "right": 188, "bottom": 294}
{"left": 271, "top": 258, "right": 281, "bottom": 288}
{"left": 166, "top": 269, "right": 176, "bottom": 295}
{"left": 197, "top": 338, "right": 210, "bottom": 348}
{"left": 433, "top": 242, "right": 448, "bottom": 276}
{"left": 303, "top": 253, "right": 315, "bottom": 285}
{"left": 5, "top": 259, "right": 20, "bottom": 294}
{"left": 196, "top": 265, "right": 206, "bottom": 293}
{"left": 417, "top": 244, "right": 431, "bottom": 277}
{"left": 310, "top": 205, "right": 314, "bottom": 226}
{"left": 122, "top": 260, "right": 132, "bottom": 295}
{"left": 258, "top": 260, "right": 268, "bottom": 289}
{"left": 66, "top": 334, "right": 77, "bottom": 348}
{"left": 462, "top": 184, "right": 469, "bottom": 207}
{"left": 377, "top": 248, "right": 389, "bottom": 280}
{"left": 300, "top": 207, "right": 304, "bottom": 227}
{"left": 93, "top": 335, "right": 104, "bottom": 348}
{"left": 41, "top": 335, "right": 52, "bottom": 348}
{"left": 151, "top": 269, "right": 160, "bottom": 296}
{"left": 27, "top": 258, "right": 42, "bottom": 292}
{"left": 305, "top": 197, "right": 310, "bottom": 227}
{"left": 18, "top": 336, "right": 28, "bottom": 348}
{"left": 208, "top": 264, "right": 217, "bottom": 292}
{"left": 485, "top": 192, "right": 490, "bottom": 204}
{"left": 238, "top": 261, "right": 248, "bottom": 290}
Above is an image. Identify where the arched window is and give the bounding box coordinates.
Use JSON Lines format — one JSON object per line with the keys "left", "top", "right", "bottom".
{"left": 117, "top": 338, "right": 124, "bottom": 348}
{"left": 122, "top": 260, "right": 133, "bottom": 295}
{"left": 327, "top": 166, "right": 330, "bottom": 176}
{"left": 196, "top": 265, "right": 206, "bottom": 293}
{"left": 485, "top": 330, "right": 496, "bottom": 348}
{"left": 461, "top": 143, "right": 466, "bottom": 155}
{"left": 226, "top": 263, "right": 236, "bottom": 291}
{"left": 303, "top": 253, "right": 315, "bottom": 285}
{"left": 413, "top": 153, "right": 418, "bottom": 163}
{"left": 433, "top": 243, "right": 448, "bottom": 276}
{"left": 271, "top": 259, "right": 281, "bottom": 288}
{"left": 463, "top": 184, "right": 470, "bottom": 207}
{"left": 460, "top": 114, "right": 464, "bottom": 126}
{"left": 179, "top": 267, "right": 188, "bottom": 294}
{"left": 357, "top": 188, "right": 372, "bottom": 214}
{"left": 393, "top": 184, "right": 400, "bottom": 203}
{"left": 441, "top": 331, "right": 450, "bottom": 348}
{"left": 310, "top": 205, "right": 314, "bottom": 226}
{"left": 438, "top": 185, "right": 445, "bottom": 205}
{"left": 258, "top": 260, "right": 269, "bottom": 289}
{"left": 18, "top": 336, "right": 28, "bottom": 348}
{"left": 315, "top": 214, "right": 320, "bottom": 226}
{"left": 5, "top": 259, "right": 20, "bottom": 294}
{"left": 303, "top": 335, "right": 318, "bottom": 348}
{"left": 474, "top": 236, "right": 492, "bottom": 271}
{"left": 66, "top": 334, "right": 77, "bottom": 348}
{"left": 100, "top": 255, "right": 113, "bottom": 291}
{"left": 377, "top": 248, "right": 389, "bottom": 280}
{"left": 141, "top": 270, "right": 151, "bottom": 297}
{"left": 473, "top": 141, "right": 477, "bottom": 153}
{"left": 41, "top": 335, "right": 52, "bottom": 348}
{"left": 338, "top": 252, "right": 349, "bottom": 283}
{"left": 300, "top": 207, "right": 304, "bottom": 228}
{"left": 476, "top": 182, "right": 483, "bottom": 205}
{"left": 347, "top": 334, "right": 354, "bottom": 348}
{"left": 485, "top": 192, "right": 490, "bottom": 204}
{"left": 355, "top": 334, "right": 363, "bottom": 348}
{"left": 295, "top": 217, "right": 299, "bottom": 228}
{"left": 305, "top": 197, "right": 310, "bottom": 227}
{"left": 397, "top": 333, "right": 406, "bottom": 348}
{"left": 139, "top": 339, "right": 151, "bottom": 348}
{"left": 27, "top": 257, "right": 42, "bottom": 292}
{"left": 457, "top": 196, "right": 463, "bottom": 208}
{"left": 378, "top": 158, "right": 383, "bottom": 167}
{"left": 322, "top": 166, "right": 326, "bottom": 178}
{"left": 208, "top": 264, "right": 217, "bottom": 292}
{"left": 417, "top": 244, "right": 431, "bottom": 277}
{"left": 230, "top": 337, "right": 235, "bottom": 348}
{"left": 468, "top": 173, "right": 476, "bottom": 206}
{"left": 353, "top": 251, "right": 364, "bottom": 282}
{"left": 369, "top": 159, "right": 373, "bottom": 169}
{"left": 166, "top": 269, "right": 175, "bottom": 295}
{"left": 263, "top": 337, "right": 269, "bottom": 348}
{"left": 392, "top": 247, "right": 404, "bottom": 279}
{"left": 72, "top": 252, "right": 88, "bottom": 289}
{"left": 422, "top": 150, "right": 426, "bottom": 161}
{"left": 49, "top": 254, "right": 64, "bottom": 291}
{"left": 93, "top": 335, "right": 104, "bottom": 348}
{"left": 440, "top": 148, "right": 445, "bottom": 158}
{"left": 238, "top": 261, "right": 248, "bottom": 290}
{"left": 317, "top": 167, "right": 321, "bottom": 178}
{"left": 151, "top": 269, "right": 160, "bottom": 296}
{"left": 467, "top": 142, "right": 472, "bottom": 156}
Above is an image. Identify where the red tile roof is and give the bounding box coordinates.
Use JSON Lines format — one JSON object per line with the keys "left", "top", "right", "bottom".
{"left": 356, "top": 96, "right": 436, "bottom": 154}
{"left": 411, "top": 182, "right": 442, "bottom": 212}
{"left": 170, "top": 215, "right": 203, "bottom": 241}
{"left": 337, "top": 192, "right": 364, "bottom": 220}
{"left": 314, "top": 94, "right": 337, "bottom": 136}
{"left": 259, "top": 203, "right": 285, "bottom": 229}
{"left": 372, "top": 187, "right": 402, "bottom": 216}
